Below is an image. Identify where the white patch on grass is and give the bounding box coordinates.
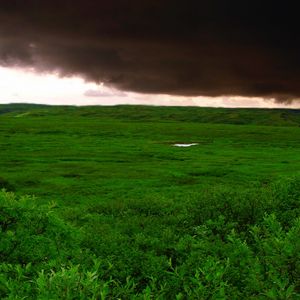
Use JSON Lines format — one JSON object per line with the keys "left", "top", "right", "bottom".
{"left": 173, "top": 143, "right": 198, "bottom": 147}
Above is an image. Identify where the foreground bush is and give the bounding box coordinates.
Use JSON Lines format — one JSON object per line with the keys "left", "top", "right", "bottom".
{"left": 0, "top": 177, "right": 299, "bottom": 299}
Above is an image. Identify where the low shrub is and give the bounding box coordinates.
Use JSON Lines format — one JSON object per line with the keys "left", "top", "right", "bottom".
{"left": 0, "top": 176, "right": 299, "bottom": 298}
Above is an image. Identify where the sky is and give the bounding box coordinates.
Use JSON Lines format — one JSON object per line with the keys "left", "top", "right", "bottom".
{"left": 0, "top": 66, "right": 299, "bottom": 108}
{"left": 0, "top": 1, "right": 299, "bottom": 108}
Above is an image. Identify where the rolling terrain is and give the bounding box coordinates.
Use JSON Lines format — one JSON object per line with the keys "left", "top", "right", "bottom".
{"left": 0, "top": 104, "right": 300, "bottom": 299}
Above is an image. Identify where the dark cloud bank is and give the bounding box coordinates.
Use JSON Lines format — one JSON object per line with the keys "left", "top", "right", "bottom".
{"left": 0, "top": 1, "right": 299, "bottom": 103}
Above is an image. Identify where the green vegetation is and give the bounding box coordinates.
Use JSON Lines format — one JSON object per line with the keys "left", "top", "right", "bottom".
{"left": 0, "top": 104, "right": 300, "bottom": 299}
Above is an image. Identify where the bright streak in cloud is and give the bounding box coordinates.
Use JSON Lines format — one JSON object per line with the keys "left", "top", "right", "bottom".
{"left": 0, "top": 66, "right": 100, "bottom": 105}
{"left": 0, "top": 66, "right": 299, "bottom": 108}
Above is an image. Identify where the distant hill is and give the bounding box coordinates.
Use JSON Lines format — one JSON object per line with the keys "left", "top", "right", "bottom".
{"left": 0, "top": 103, "right": 300, "bottom": 126}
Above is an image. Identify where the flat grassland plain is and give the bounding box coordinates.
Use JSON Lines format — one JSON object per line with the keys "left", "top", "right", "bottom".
{"left": 0, "top": 104, "right": 300, "bottom": 299}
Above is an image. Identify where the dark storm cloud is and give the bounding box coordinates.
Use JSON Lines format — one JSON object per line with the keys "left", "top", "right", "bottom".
{"left": 0, "top": 0, "right": 299, "bottom": 102}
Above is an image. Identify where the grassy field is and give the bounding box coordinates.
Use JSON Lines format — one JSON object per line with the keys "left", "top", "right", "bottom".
{"left": 0, "top": 104, "right": 300, "bottom": 299}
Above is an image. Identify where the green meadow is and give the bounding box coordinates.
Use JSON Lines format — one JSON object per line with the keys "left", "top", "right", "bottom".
{"left": 0, "top": 104, "right": 300, "bottom": 299}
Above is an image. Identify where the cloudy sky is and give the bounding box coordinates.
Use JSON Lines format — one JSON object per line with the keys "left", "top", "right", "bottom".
{"left": 0, "top": 1, "right": 299, "bottom": 108}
